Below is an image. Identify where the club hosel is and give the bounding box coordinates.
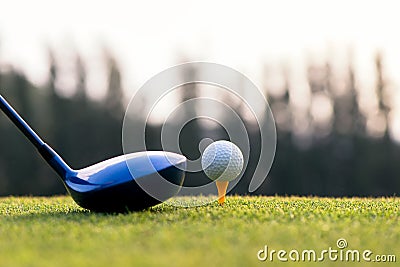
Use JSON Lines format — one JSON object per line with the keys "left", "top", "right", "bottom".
{"left": 38, "top": 143, "right": 73, "bottom": 179}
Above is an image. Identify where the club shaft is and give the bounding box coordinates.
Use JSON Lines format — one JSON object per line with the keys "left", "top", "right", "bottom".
{"left": 0, "top": 94, "right": 72, "bottom": 177}
{"left": 0, "top": 95, "right": 45, "bottom": 149}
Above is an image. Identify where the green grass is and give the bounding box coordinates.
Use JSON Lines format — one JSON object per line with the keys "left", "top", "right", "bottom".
{"left": 0, "top": 196, "right": 398, "bottom": 267}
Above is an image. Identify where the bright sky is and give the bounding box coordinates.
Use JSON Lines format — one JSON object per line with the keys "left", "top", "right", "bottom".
{"left": 0, "top": 0, "right": 399, "bottom": 138}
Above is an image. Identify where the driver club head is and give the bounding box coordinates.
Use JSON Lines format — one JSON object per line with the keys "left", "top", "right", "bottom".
{"left": 0, "top": 94, "right": 187, "bottom": 213}
{"left": 64, "top": 151, "right": 186, "bottom": 213}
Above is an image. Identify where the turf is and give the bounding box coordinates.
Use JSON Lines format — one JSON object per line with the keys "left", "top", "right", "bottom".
{"left": 0, "top": 196, "right": 398, "bottom": 267}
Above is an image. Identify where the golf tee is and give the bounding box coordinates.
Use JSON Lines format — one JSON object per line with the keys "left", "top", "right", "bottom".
{"left": 216, "top": 181, "right": 229, "bottom": 205}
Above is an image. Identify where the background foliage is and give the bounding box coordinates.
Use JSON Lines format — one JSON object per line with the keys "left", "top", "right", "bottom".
{"left": 0, "top": 49, "right": 399, "bottom": 196}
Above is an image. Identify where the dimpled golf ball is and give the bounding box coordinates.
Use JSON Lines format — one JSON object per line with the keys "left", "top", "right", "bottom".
{"left": 201, "top": 140, "right": 244, "bottom": 181}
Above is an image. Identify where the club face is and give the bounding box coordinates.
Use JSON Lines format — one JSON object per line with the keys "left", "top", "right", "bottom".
{"left": 64, "top": 151, "right": 186, "bottom": 212}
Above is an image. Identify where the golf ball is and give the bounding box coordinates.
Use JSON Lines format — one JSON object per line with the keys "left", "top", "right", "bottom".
{"left": 201, "top": 140, "right": 244, "bottom": 181}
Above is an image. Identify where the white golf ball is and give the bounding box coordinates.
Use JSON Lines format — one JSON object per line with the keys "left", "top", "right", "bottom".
{"left": 201, "top": 140, "right": 244, "bottom": 181}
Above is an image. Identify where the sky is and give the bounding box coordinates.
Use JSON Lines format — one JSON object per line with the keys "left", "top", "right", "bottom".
{"left": 0, "top": 0, "right": 399, "bottom": 137}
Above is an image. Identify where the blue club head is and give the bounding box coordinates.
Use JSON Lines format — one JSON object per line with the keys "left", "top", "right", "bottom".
{"left": 63, "top": 151, "right": 186, "bottom": 212}
{"left": 0, "top": 95, "right": 186, "bottom": 213}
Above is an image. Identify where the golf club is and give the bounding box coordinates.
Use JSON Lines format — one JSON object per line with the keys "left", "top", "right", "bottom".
{"left": 0, "top": 94, "right": 186, "bottom": 212}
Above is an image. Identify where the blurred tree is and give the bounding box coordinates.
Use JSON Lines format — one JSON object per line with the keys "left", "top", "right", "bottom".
{"left": 375, "top": 52, "right": 391, "bottom": 140}
{"left": 104, "top": 49, "right": 124, "bottom": 117}
{"left": 347, "top": 62, "right": 365, "bottom": 136}
{"left": 179, "top": 64, "right": 201, "bottom": 159}
{"left": 45, "top": 48, "right": 63, "bottom": 146}
{"left": 74, "top": 54, "right": 88, "bottom": 101}
{"left": 262, "top": 65, "right": 298, "bottom": 194}
{"left": 178, "top": 65, "right": 206, "bottom": 187}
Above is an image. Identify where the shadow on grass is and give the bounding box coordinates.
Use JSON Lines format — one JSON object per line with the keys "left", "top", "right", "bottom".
{"left": 1, "top": 204, "right": 182, "bottom": 224}
{"left": 0, "top": 196, "right": 217, "bottom": 224}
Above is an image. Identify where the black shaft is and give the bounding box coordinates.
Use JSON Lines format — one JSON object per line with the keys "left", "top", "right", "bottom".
{"left": 0, "top": 94, "right": 45, "bottom": 149}
{"left": 0, "top": 94, "right": 72, "bottom": 176}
